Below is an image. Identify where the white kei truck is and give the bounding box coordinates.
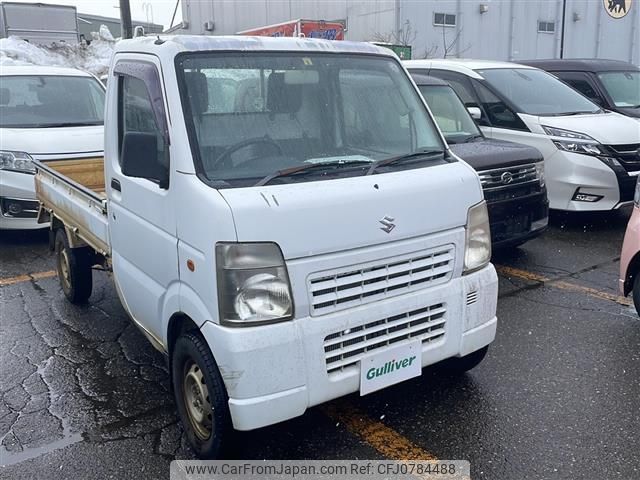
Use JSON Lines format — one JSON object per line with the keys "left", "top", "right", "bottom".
{"left": 34, "top": 35, "right": 499, "bottom": 458}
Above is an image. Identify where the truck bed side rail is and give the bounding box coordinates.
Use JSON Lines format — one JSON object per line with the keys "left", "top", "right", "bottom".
{"left": 34, "top": 159, "right": 110, "bottom": 256}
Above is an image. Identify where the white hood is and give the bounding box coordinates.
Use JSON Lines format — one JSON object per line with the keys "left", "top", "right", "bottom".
{"left": 218, "top": 162, "right": 482, "bottom": 259}
{"left": 0, "top": 125, "right": 104, "bottom": 158}
{"left": 527, "top": 111, "right": 640, "bottom": 145}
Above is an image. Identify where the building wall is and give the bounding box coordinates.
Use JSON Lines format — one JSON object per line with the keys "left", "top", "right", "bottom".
{"left": 180, "top": 0, "right": 639, "bottom": 64}
{"left": 77, "top": 14, "right": 163, "bottom": 39}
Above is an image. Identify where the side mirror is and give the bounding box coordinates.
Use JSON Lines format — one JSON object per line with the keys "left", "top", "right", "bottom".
{"left": 467, "top": 106, "right": 482, "bottom": 120}
{"left": 121, "top": 132, "right": 169, "bottom": 189}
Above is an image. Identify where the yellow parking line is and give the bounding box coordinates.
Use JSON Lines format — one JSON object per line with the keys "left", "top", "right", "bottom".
{"left": 322, "top": 401, "right": 437, "bottom": 460}
{"left": 0, "top": 270, "right": 56, "bottom": 287}
{"left": 496, "top": 265, "right": 632, "bottom": 307}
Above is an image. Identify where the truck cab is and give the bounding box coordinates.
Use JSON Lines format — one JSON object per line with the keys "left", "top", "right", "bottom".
{"left": 35, "top": 36, "right": 498, "bottom": 458}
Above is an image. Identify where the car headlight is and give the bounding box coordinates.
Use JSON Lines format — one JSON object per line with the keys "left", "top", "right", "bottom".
{"left": 464, "top": 201, "right": 491, "bottom": 274}
{"left": 535, "top": 161, "right": 545, "bottom": 188}
{"left": 635, "top": 177, "right": 640, "bottom": 207}
{"left": 541, "top": 126, "right": 606, "bottom": 157}
{"left": 0, "top": 151, "right": 35, "bottom": 173}
{"left": 216, "top": 242, "right": 293, "bottom": 326}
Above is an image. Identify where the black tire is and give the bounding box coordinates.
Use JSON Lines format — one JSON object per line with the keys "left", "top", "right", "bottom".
{"left": 172, "top": 332, "right": 232, "bottom": 459}
{"left": 633, "top": 275, "right": 640, "bottom": 317}
{"left": 440, "top": 346, "right": 489, "bottom": 375}
{"left": 54, "top": 229, "right": 93, "bottom": 304}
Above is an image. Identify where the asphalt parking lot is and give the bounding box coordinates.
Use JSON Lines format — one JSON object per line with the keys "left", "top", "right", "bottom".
{"left": 1, "top": 209, "right": 638, "bottom": 480}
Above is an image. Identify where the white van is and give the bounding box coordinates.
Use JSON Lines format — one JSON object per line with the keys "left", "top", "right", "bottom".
{"left": 0, "top": 66, "right": 105, "bottom": 229}
{"left": 34, "top": 36, "right": 498, "bottom": 458}
{"left": 404, "top": 59, "right": 640, "bottom": 212}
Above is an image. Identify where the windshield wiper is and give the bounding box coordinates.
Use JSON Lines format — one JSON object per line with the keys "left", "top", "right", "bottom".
{"left": 255, "top": 160, "right": 371, "bottom": 186}
{"left": 366, "top": 150, "right": 445, "bottom": 176}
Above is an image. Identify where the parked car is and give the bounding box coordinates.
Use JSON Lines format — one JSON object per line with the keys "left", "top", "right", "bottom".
{"left": 34, "top": 35, "right": 499, "bottom": 458}
{"left": 620, "top": 177, "right": 640, "bottom": 315}
{"left": 0, "top": 65, "right": 105, "bottom": 229}
{"left": 410, "top": 72, "right": 548, "bottom": 248}
{"left": 404, "top": 59, "right": 640, "bottom": 212}
{"left": 520, "top": 59, "right": 640, "bottom": 120}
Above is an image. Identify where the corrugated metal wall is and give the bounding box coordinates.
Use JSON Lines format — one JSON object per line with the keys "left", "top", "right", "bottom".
{"left": 181, "top": 0, "right": 639, "bottom": 64}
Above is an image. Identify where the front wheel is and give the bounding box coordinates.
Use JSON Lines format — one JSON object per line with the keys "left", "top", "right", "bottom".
{"left": 54, "top": 229, "right": 93, "bottom": 304}
{"left": 172, "top": 332, "right": 232, "bottom": 459}
{"left": 633, "top": 275, "right": 640, "bottom": 316}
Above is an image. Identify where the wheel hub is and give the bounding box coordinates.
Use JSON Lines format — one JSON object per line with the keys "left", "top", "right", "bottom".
{"left": 59, "top": 248, "right": 71, "bottom": 289}
{"left": 183, "top": 362, "right": 213, "bottom": 440}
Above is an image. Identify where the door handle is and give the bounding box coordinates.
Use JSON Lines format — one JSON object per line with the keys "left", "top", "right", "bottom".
{"left": 111, "top": 178, "right": 121, "bottom": 192}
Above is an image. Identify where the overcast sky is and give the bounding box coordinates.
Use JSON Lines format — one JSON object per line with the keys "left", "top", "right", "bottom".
{"left": 8, "top": 0, "right": 182, "bottom": 28}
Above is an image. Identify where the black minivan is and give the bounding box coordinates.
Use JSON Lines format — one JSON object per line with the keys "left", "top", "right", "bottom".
{"left": 411, "top": 73, "right": 549, "bottom": 249}
{"left": 522, "top": 59, "right": 640, "bottom": 119}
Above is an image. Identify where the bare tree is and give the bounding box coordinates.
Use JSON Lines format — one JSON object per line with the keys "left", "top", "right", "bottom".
{"left": 421, "top": 26, "right": 471, "bottom": 59}
{"left": 372, "top": 20, "right": 417, "bottom": 46}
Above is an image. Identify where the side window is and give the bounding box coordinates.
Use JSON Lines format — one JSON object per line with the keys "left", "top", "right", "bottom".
{"left": 429, "top": 70, "right": 476, "bottom": 105}
{"left": 118, "top": 75, "right": 168, "bottom": 173}
{"left": 472, "top": 80, "right": 527, "bottom": 130}
{"left": 556, "top": 73, "right": 601, "bottom": 105}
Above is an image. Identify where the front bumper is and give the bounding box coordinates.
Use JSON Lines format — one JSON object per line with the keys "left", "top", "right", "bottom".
{"left": 0, "top": 170, "right": 45, "bottom": 230}
{"left": 546, "top": 150, "right": 636, "bottom": 212}
{"left": 486, "top": 188, "right": 549, "bottom": 248}
{"left": 200, "top": 264, "right": 498, "bottom": 431}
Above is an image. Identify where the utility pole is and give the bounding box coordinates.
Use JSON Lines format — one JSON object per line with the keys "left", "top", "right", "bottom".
{"left": 559, "top": 0, "right": 567, "bottom": 58}
{"left": 119, "top": 0, "right": 133, "bottom": 39}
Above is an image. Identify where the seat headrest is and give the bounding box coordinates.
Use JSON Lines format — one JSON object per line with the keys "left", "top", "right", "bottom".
{"left": 267, "top": 72, "right": 302, "bottom": 114}
{"left": 184, "top": 71, "right": 209, "bottom": 115}
{"left": 0, "top": 88, "right": 10, "bottom": 106}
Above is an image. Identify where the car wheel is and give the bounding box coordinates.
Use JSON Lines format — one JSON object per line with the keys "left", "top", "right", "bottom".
{"left": 633, "top": 274, "right": 640, "bottom": 316}
{"left": 440, "top": 346, "right": 489, "bottom": 375}
{"left": 172, "top": 332, "right": 232, "bottom": 459}
{"left": 54, "top": 229, "right": 93, "bottom": 304}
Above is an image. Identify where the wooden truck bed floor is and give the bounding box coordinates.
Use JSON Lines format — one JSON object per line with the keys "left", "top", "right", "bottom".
{"left": 45, "top": 158, "right": 106, "bottom": 199}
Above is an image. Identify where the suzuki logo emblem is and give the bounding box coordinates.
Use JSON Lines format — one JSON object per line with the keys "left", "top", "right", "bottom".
{"left": 501, "top": 171, "right": 514, "bottom": 185}
{"left": 379, "top": 216, "right": 396, "bottom": 233}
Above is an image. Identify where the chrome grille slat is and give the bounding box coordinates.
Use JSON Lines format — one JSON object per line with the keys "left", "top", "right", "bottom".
{"left": 478, "top": 163, "right": 540, "bottom": 191}
{"left": 323, "top": 303, "right": 446, "bottom": 374}
{"left": 308, "top": 246, "right": 455, "bottom": 316}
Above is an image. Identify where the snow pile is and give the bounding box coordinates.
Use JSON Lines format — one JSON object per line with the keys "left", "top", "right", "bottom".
{"left": 0, "top": 25, "right": 116, "bottom": 76}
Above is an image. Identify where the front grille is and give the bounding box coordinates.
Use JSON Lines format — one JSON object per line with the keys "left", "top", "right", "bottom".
{"left": 308, "top": 245, "right": 455, "bottom": 316}
{"left": 324, "top": 303, "right": 446, "bottom": 374}
{"left": 606, "top": 143, "right": 640, "bottom": 173}
{"left": 478, "top": 163, "right": 540, "bottom": 191}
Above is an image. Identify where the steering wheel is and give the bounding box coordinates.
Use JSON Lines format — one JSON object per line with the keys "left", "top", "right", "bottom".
{"left": 213, "top": 137, "right": 283, "bottom": 169}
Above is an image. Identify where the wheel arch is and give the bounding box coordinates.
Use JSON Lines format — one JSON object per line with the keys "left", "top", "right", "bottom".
{"left": 623, "top": 251, "right": 640, "bottom": 296}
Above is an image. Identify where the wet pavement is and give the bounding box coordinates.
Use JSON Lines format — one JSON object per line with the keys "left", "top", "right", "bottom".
{"left": 1, "top": 208, "right": 639, "bottom": 480}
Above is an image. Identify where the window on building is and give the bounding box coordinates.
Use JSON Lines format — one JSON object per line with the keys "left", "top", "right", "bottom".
{"left": 537, "top": 21, "right": 555, "bottom": 33}
{"left": 433, "top": 13, "right": 456, "bottom": 27}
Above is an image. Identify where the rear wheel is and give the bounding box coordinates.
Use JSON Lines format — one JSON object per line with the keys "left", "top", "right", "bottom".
{"left": 633, "top": 275, "right": 640, "bottom": 316}
{"left": 54, "top": 229, "right": 93, "bottom": 304}
{"left": 440, "top": 346, "right": 489, "bottom": 375}
{"left": 172, "top": 332, "right": 232, "bottom": 459}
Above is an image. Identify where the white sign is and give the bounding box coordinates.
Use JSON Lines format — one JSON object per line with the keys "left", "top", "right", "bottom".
{"left": 360, "top": 341, "right": 421, "bottom": 395}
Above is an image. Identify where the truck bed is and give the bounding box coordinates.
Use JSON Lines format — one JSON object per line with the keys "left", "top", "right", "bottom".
{"left": 35, "top": 157, "right": 110, "bottom": 256}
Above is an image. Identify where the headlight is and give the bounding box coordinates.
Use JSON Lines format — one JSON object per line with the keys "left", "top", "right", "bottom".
{"left": 635, "top": 177, "right": 640, "bottom": 207}
{"left": 464, "top": 201, "right": 492, "bottom": 274}
{"left": 535, "top": 161, "right": 545, "bottom": 188}
{"left": 216, "top": 242, "right": 293, "bottom": 326}
{"left": 541, "top": 126, "right": 593, "bottom": 140}
{"left": 0, "top": 151, "right": 35, "bottom": 173}
{"left": 542, "top": 126, "right": 606, "bottom": 157}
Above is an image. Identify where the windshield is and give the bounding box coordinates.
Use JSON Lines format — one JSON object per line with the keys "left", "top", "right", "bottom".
{"left": 477, "top": 68, "right": 600, "bottom": 116}
{"left": 0, "top": 75, "right": 105, "bottom": 128}
{"left": 597, "top": 71, "right": 640, "bottom": 108}
{"left": 418, "top": 84, "right": 481, "bottom": 143}
{"left": 177, "top": 53, "right": 445, "bottom": 187}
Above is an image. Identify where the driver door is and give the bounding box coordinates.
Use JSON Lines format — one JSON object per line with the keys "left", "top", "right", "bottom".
{"left": 105, "top": 54, "right": 178, "bottom": 346}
